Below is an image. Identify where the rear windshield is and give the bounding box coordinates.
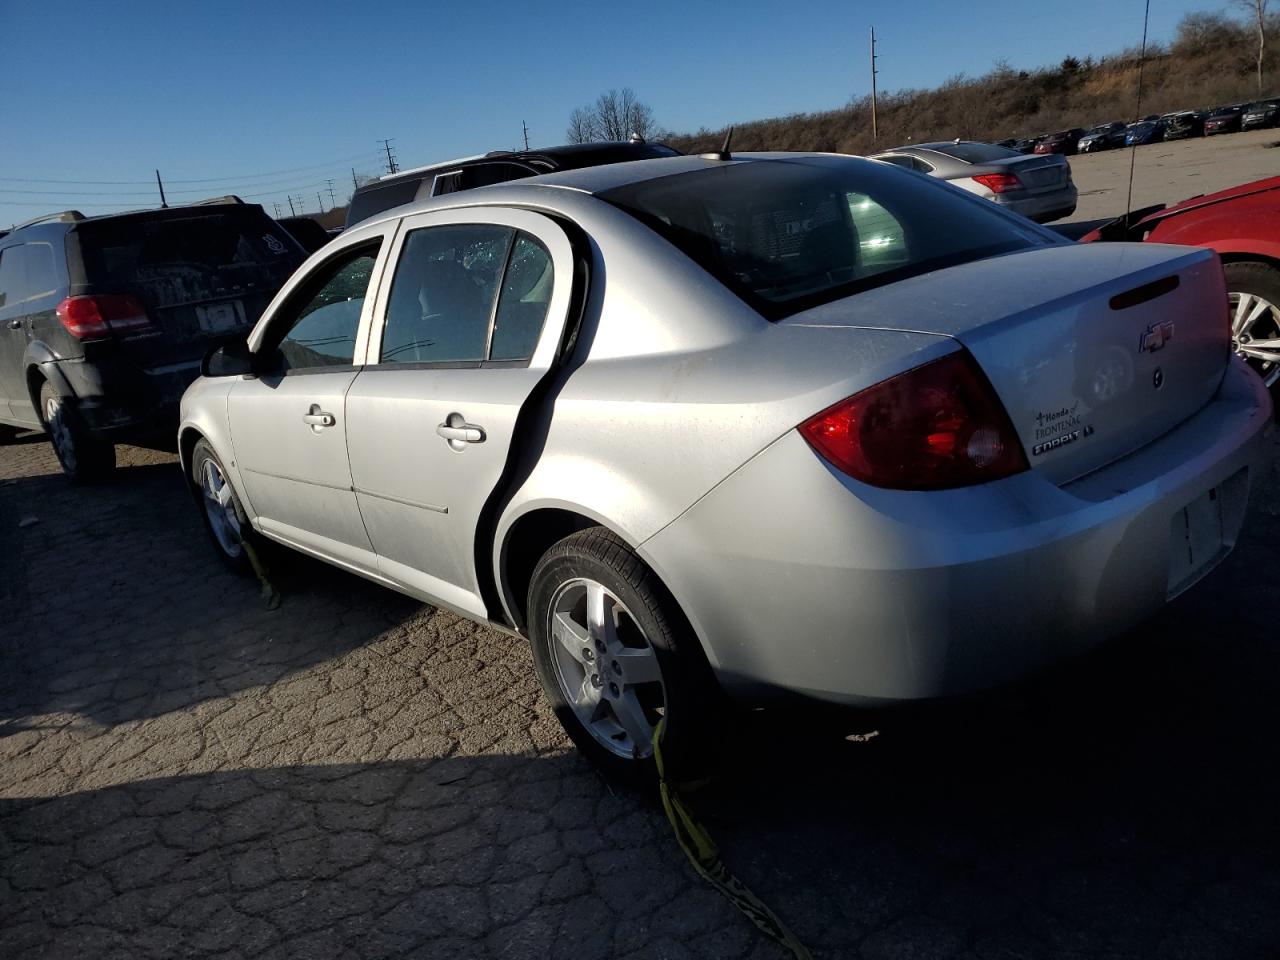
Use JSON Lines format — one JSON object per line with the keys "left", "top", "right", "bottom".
{"left": 1247, "top": 101, "right": 1279, "bottom": 110}
{"left": 923, "top": 142, "right": 1020, "bottom": 163}
{"left": 346, "top": 177, "right": 424, "bottom": 227}
{"left": 77, "top": 210, "right": 302, "bottom": 294}
{"left": 601, "top": 158, "right": 1046, "bottom": 319}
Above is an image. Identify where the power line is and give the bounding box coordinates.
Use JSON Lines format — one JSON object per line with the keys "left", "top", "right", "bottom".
{"left": 0, "top": 151, "right": 383, "bottom": 187}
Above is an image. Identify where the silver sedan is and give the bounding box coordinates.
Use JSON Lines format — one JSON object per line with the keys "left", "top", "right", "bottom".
{"left": 180, "top": 153, "right": 1271, "bottom": 779}
{"left": 870, "top": 141, "right": 1078, "bottom": 222}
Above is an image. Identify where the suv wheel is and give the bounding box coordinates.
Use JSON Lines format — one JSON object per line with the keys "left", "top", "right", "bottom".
{"left": 527, "top": 527, "right": 721, "bottom": 783}
{"left": 191, "top": 438, "right": 253, "bottom": 574}
{"left": 1224, "top": 261, "right": 1280, "bottom": 413}
{"left": 38, "top": 381, "right": 116, "bottom": 483}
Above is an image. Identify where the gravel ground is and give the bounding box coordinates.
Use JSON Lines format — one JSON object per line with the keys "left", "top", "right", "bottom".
{"left": 1, "top": 394, "right": 1278, "bottom": 955}
{"left": 1063, "top": 127, "right": 1280, "bottom": 224}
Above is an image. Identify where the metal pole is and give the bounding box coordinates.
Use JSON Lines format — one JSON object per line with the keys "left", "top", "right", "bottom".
{"left": 352, "top": 167, "right": 359, "bottom": 189}
{"left": 287, "top": 196, "right": 296, "bottom": 216}
{"left": 317, "top": 191, "right": 324, "bottom": 212}
{"left": 155, "top": 169, "right": 168, "bottom": 207}
{"left": 870, "top": 27, "right": 879, "bottom": 141}
{"left": 522, "top": 120, "right": 530, "bottom": 150}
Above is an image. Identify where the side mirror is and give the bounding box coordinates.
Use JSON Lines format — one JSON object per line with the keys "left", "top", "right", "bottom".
{"left": 201, "top": 339, "right": 255, "bottom": 378}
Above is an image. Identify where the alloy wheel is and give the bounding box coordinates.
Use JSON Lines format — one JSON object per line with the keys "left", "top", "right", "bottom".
{"left": 199, "top": 457, "right": 243, "bottom": 559}
{"left": 1230, "top": 290, "right": 1280, "bottom": 388}
{"left": 546, "top": 578, "right": 666, "bottom": 759}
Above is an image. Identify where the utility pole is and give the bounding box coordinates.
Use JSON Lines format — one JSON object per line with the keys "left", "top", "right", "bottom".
{"left": 352, "top": 167, "right": 359, "bottom": 189}
{"left": 870, "top": 27, "right": 879, "bottom": 141}
{"left": 325, "top": 178, "right": 337, "bottom": 208}
{"left": 155, "top": 169, "right": 168, "bottom": 208}
{"left": 287, "top": 195, "right": 296, "bottom": 216}
{"left": 317, "top": 191, "right": 324, "bottom": 213}
{"left": 273, "top": 202, "right": 281, "bottom": 218}
{"left": 522, "top": 120, "right": 530, "bottom": 150}
{"left": 379, "top": 138, "right": 399, "bottom": 175}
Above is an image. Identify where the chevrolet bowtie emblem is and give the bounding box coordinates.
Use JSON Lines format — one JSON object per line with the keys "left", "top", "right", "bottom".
{"left": 1139, "top": 320, "right": 1175, "bottom": 353}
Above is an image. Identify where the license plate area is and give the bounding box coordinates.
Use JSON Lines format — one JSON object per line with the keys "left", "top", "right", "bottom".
{"left": 1167, "top": 485, "right": 1227, "bottom": 597}
{"left": 195, "top": 301, "right": 246, "bottom": 334}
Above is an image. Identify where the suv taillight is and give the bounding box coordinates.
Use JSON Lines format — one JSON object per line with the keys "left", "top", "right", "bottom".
{"left": 798, "top": 351, "right": 1029, "bottom": 490}
{"left": 56, "top": 295, "right": 151, "bottom": 339}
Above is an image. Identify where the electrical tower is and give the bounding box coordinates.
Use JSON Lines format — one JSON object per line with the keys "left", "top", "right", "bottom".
{"left": 379, "top": 138, "right": 399, "bottom": 175}
{"left": 325, "top": 179, "right": 337, "bottom": 208}
{"left": 522, "top": 120, "right": 530, "bottom": 150}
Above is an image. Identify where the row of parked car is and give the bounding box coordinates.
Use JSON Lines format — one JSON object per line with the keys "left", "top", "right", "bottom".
{"left": 996, "top": 97, "right": 1280, "bottom": 156}
{"left": 1, "top": 135, "right": 1277, "bottom": 779}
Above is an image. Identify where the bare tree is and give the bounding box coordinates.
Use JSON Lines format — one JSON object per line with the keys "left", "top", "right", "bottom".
{"left": 1234, "top": 0, "right": 1270, "bottom": 93}
{"left": 565, "top": 88, "right": 657, "bottom": 143}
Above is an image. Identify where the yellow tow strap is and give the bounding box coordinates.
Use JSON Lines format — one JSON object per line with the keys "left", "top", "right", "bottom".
{"left": 651, "top": 719, "right": 814, "bottom": 960}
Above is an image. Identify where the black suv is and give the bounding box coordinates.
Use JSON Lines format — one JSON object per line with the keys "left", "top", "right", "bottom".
{"left": 345, "top": 140, "right": 681, "bottom": 227}
{"left": 0, "top": 202, "right": 304, "bottom": 480}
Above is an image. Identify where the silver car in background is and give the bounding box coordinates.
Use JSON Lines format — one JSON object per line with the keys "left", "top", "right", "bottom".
{"left": 179, "top": 153, "right": 1270, "bottom": 779}
{"left": 870, "top": 141, "right": 1078, "bottom": 222}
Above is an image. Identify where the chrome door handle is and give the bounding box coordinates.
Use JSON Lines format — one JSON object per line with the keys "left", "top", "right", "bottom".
{"left": 303, "top": 411, "right": 336, "bottom": 427}
{"left": 7, "top": 320, "right": 20, "bottom": 330}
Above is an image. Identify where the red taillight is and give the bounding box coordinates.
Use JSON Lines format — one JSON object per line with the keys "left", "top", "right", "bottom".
{"left": 798, "top": 351, "right": 1029, "bottom": 491}
{"left": 56, "top": 295, "right": 150, "bottom": 339}
{"left": 972, "top": 172, "right": 1024, "bottom": 193}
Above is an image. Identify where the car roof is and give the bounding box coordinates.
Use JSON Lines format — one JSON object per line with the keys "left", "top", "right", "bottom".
{"left": 345, "top": 153, "right": 877, "bottom": 232}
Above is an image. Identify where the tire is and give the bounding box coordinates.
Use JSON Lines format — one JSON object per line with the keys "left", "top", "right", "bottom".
{"left": 527, "top": 526, "right": 722, "bottom": 784}
{"left": 1223, "top": 261, "right": 1280, "bottom": 416}
{"left": 190, "top": 438, "right": 254, "bottom": 575}
{"left": 38, "top": 380, "right": 115, "bottom": 483}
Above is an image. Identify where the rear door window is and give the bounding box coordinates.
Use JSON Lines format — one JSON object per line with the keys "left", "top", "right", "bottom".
{"left": 380, "top": 225, "right": 513, "bottom": 364}
{"left": 24, "top": 243, "right": 57, "bottom": 300}
{"left": 0, "top": 246, "right": 27, "bottom": 308}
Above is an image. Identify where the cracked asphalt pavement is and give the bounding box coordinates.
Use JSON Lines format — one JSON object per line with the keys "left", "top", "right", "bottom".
{"left": 2, "top": 427, "right": 1278, "bottom": 959}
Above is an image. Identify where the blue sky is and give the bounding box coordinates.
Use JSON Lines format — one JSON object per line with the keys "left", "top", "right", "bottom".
{"left": 2, "top": 0, "right": 1218, "bottom": 225}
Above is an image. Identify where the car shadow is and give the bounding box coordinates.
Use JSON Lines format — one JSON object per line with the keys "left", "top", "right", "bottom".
{"left": 0, "top": 454, "right": 424, "bottom": 731}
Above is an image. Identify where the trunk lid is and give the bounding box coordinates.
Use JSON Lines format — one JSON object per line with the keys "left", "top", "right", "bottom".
{"left": 990, "top": 154, "right": 1072, "bottom": 195}
{"left": 785, "top": 243, "right": 1230, "bottom": 485}
{"left": 70, "top": 206, "right": 305, "bottom": 369}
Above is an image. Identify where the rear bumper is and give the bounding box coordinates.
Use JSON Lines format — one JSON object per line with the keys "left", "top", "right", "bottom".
{"left": 998, "top": 185, "right": 1077, "bottom": 223}
{"left": 51, "top": 356, "right": 200, "bottom": 439}
{"left": 641, "top": 359, "right": 1272, "bottom": 707}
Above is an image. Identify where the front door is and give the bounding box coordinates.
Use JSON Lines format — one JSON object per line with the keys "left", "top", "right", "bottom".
{"left": 228, "top": 240, "right": 386, "bottom": 572}
{"left": 0, "top": 244, "right": 34, "bottom": 423}
{"left": 345, "top": 210, "right": 574, "bottom": 618}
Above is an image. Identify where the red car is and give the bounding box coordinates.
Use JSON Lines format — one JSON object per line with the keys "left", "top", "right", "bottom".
{"left": 1080, "top": 177, "right": 1280, "bottom": 404}
{"left": 1034, "top": 128, "right": 1086, "bottom": 155}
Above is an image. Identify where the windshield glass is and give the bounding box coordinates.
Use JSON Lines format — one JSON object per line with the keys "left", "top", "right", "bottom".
{"left": 601, "top": 158, "right": 1046, "bottom": 319}
{"left": 922, "top": 142, "right": 1021, "bottom": 163}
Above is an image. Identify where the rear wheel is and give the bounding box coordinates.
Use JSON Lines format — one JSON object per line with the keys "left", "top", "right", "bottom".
{"left": 38, "top": 381, "right": 115, "bottom": 483}
{"left": 527, "top": 527, "right": 721, "bottom": 784}
{"left": 191, "top": 438, "right": 253, "bottom": 574}
{"left": 1224, "top": 261, "right": 1280, "bottom": 413}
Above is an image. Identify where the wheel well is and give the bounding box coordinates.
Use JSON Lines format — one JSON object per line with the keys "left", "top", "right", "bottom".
{"left": 178, "top": 428, "right": 204, "bottom": 494}
{"left": 501, "top": 508, "right": 600, "bottom": 632}
{"left": 1219, "top": 252, "right": 1280, "bottom": 270}
{"left": 25, "top": 366, "right": 46, "bottom": 415}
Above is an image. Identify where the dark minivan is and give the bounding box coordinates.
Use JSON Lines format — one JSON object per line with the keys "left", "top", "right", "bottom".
{"left": 345, "top": 141, "right": 681, "bottom": 227}
{"left": 0, "top": 202, "right": 304, "bottom": 480}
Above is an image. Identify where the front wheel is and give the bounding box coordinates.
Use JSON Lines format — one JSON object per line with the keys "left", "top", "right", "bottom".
{"left": 527, "top": 527, "right": 721, "bottom": 783}
{"left": 190, "top": 438, "right": 253, "bottom": 574}
{"left": 38, "top": 381, "right": 115, "bottom": 483}
{"left": 1224, "top": 261, "right": 1280, "bottom": 415}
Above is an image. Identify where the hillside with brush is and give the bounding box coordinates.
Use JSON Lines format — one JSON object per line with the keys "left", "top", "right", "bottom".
{"left": 665, "top": 10, "right": 1280, "bottom": 154}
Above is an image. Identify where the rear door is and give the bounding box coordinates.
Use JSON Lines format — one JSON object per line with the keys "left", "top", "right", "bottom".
{"left": 345, "top": 208, "right": 575, "bottom": 619}
{"left": 227, "top": 233, "right": 392, "bottom": 572}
